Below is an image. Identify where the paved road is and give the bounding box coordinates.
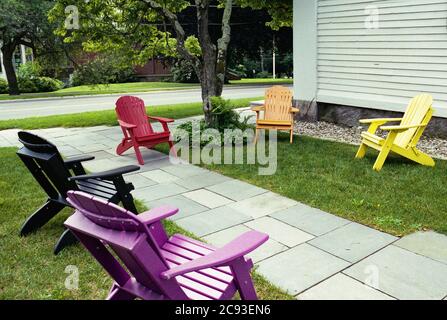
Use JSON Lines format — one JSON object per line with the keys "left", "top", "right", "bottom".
{"left": 0, "top": 85, "right": 289, "bottom": 120}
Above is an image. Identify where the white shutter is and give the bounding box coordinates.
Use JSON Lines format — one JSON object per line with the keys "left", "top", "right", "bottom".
{"left": 316, "top": 0, "right": 447, "bottom": 117}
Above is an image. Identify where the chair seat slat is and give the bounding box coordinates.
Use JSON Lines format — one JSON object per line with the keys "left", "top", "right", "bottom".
{"left": 163, "top": 243, "right": 232, "bottom": 275}
{"left": 161, "top": 249, "right": 234, "bottom": 283}
{"left": 165, "top": 260, "right": 230, "bottom": 292}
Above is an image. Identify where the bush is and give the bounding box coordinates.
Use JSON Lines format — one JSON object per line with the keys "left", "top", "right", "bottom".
{"left": 209, "top": 96, "right": 241, "bottom": 130}
{"left": 255, "top": 71, "right": 272, "bottom": 79}
{"left": 71, "top": 56, "right": 137, "bottom": 87}
{"left": 171, "top": 59, "right": 199, "bottom": 83}
{"left": 175, "top": 97, "right": 254, "bottom": 147}
{"left": 35, "top": 77, "right": 64, "bottom": 92}
{"left": 17, "top": 62, "right": 42, "bottom": 79}
{"left": 0, "top": 79, "right": 8, "bottom": 94}
{"left": 18, "top": 78, "right": 38, "bottom": 93}
{"left": 18, "top": 77, "right": 63, "bottom": 93}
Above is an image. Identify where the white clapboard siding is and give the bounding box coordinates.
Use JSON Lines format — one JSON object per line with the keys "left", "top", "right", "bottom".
{"left": 316, "top": 0, "right": 447, "bottom": 117}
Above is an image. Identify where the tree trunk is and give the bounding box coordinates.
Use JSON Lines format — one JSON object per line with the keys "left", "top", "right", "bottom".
{"left": 1, "top": 42, "right": 20, "bottom": 96}
{"left": 196, "top": 0, "right": 233, "bottom": 126}
{"left": 144, "top": 0, "right": 233, "bottom": 126}
{"left": 196, "top": 0, "right": 217, "bottom": 125}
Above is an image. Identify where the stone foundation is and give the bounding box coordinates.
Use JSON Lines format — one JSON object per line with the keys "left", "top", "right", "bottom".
{"left": 293, "top": 100, "right": 447, "bottom": 138}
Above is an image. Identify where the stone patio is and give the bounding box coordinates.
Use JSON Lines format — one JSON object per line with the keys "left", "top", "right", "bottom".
{"left": 2, "top": 120, "right": 447, "bottom": 301}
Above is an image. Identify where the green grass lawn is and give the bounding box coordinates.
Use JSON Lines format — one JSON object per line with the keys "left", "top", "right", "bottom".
{"left": 0, "top": 97, "right": 263, "bottom": 131}
{"left": 0, "top": 82, "right": 198, "bottom": 101}
{"left": 160, "top": 133, "right": 447, "bottom": 237}
{"left": 0, "top": 147, "right": 292, "bottom": 300}
{"left": 0, "top": 79, "right": 291, "bottom": 101}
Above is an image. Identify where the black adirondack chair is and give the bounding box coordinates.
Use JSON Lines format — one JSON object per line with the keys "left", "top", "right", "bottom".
{"left": 17, "top": 131, "right": 140, "bottom": 254}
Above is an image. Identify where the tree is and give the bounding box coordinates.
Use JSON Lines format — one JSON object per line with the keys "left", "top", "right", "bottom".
{"left": 50, "top": 0, "right": 292, "bottom": 124}
{"left": 0, "top": 0, "right": 56, "bottom": 95}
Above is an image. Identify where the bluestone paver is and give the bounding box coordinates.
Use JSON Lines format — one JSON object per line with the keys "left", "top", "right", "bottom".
{"left": 161, "top": 164, "right": 208, "bottom": 178}
{"left": 394, "top": 231, "right": 447, "bottom": 265}
{"left": 119, "top": 157, "right": 174, "bottom": 172}
{"left": 344, "top": 245, "right": 447, "bottom": 300}
{"left": 174, "top": 172, "right": 231, "bottom": 190}
{"left": 175, "top": 206, "right": 252, "bottom": 237}
{"left": 245, "top": 217, "right": 314, "bottom": 248}
{"left": 183, "top": 189, "right": 234, "bottom": 208}
{"left": 206, "top": 180, "right": 268, "bottom": 201}
{"left": 141, "top": 169, "right": 179, "bottom": 183}
{"left": 76, "top": 143, "right": 109, "bottom": 153}
{"left": 57, "top": 145, "right": 82, "bottom": 157}
{"left": 123, "top": 173, "right": 157, "bottom": 189}
{"left": 298, "top": 273, "right": 394, "bottom": 300}
{"left": 228, "top": 192, "right": 297, "bottom": 219}
{"left": 203, "top": 225, "right": 287, "bottom": 263}
{"left": 83, "top": 158, "right": 128, "bottom": 172}
{"left": 149, "top": 195, "right": 208, "bottom": 220}
{"left": 257, "top": 244, "right": 350, "bottom": 296}
{"left": 309, "top": 222, "right": 397, "bottom": 263}
{"left": 132, "top": 183, "right": 188, "bottom": 203}
{"left": 271, "top": 204, "right": 350, "bottom": 236}
{"left": 85, "top": 150, "right": 116, "bottom": 161}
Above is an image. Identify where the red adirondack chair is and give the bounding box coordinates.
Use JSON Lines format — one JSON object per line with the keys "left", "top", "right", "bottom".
{"left": 116, "top": 96, "right": 175, "bottom": 165}
{"left": 64, "top": 191, "right": 269, "bottom": 300}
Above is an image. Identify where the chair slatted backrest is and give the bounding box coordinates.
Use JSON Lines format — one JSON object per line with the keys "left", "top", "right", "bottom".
{"left": 17, "top": 131, "right": 76, "bottom": 199}
{"left": 264, "top": 86, "right": 293, "bottom": 122}
{"left": 116, "top": 96, "right": 154, "bottom": 137}
{"left": 394, "top": 94, "right": 433, "bottom": 148}
{"left": 66, "top": 191, "right": 187, "bottom": 299}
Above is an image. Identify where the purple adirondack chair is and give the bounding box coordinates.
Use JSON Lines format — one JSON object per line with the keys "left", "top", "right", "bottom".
{"left": 64, "top": 191, "right": 269, "bottom": 300}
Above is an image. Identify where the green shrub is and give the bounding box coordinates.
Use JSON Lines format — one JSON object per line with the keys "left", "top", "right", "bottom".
{"left": 0, "top": 79, "right": 8, "bottom": 94}
{"left": 18, "top": 78, "right": 39, "bottom": 93}
{"left": 18, "top": 77, "right": 63, "bottom": 93}
{"left": 17, "top": 61, "right": 42, "bottom": 79}
{"left": 255, "top": 71, "right": 272, "bottom": 79}
{"left": 209, "top": 96, "right": 241, "bottom": 130}
{"left": 71, "top": 56, "right": 137, "bottom": 87}
{"left": 171, "top": 59, "right": 199, "bottom": 83}
{"left": 35, "top": 77, "right": 64, "bottom": 92}
{"left": 175, "top": 97, "right": 254, "bottom": 147}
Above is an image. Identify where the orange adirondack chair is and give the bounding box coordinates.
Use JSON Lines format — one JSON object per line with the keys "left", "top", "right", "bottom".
{"left": 252, "top": 86, "right": 299, "bottom": 144}
{"left": 116, "top": 96, "right": 175, "bottom": 165}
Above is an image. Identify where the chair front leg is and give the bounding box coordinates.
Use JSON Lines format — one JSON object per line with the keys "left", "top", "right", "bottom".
{"left": 373, "top": 131, "right": 398, "bottom": 172}
{"left": 355, "top": 142, "right": 368, "bottom": 159}
{"left": 230, "top": 258, "right": 258, "bottom": 300}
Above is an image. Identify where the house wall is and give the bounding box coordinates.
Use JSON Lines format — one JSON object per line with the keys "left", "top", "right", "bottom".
{"left": 0, "top": 45, "right": 29, "bottom": 81}
{"left": 0, "top": 51, "right": 6, "bottom": 80}
{"left": 293, "top": 0, "right": 447, "bottom": 126}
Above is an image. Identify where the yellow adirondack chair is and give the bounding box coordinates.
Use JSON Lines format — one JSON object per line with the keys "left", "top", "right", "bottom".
{"left": 355, "top": 94, "right": 435, "bottom": 171}
{"left": 252, "top": 86, "right": 299, "bottom": 144}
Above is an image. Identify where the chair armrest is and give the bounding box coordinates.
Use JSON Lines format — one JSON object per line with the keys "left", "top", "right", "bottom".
{"left": 64, "top": 155, "right": 95, "bottom": 166}
{"left": 291, "top": 107, "right": 300, "bottom": 114}
{"left": 360, "top": 118, "right": 402, "bottom": 124}
{"left": 137, "top": 206, "right": 179, "bottom": 225}
{"left": 160, "top": 231, "right": 269, "bottom": 280}
{"left": 380, "top": 124, "right": 426, "bottom": 132}
{"left": 251, "top": 106, "right": 265, "bottom": 112}
{"left": 148, "top": 116, "right": 174, "bottom": 123}
{"left": 118, "top": 120, "right": 137, "bottom": 129}
{"left": 69, "top": 165, "right": 140, "bottom": 181}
